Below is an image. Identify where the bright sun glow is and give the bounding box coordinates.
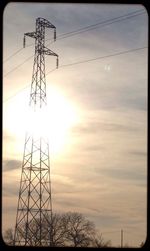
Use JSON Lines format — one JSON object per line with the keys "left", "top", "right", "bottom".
{"left": 4, "top": 85, "right": 80, "bottom": 155}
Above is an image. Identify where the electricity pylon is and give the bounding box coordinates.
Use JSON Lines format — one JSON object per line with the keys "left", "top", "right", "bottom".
{"left": 13, "top": 17, "right": 58, "bottom": 246}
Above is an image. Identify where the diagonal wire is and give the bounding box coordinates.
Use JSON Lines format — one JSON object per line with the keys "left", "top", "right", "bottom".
{"left": 3, "top": 45, "right": 147, "bottom": 103}
{"left": 60, "top": 46, "right": 147, "bottom": 68}
{"left": 3, "top": 48, "right": 24, "bottom": 63}
{"left": 3, "top": 54, "right": 34, "bottom": 77}
{"left": 3, "top": 8, "right": 146, "bottom": 65}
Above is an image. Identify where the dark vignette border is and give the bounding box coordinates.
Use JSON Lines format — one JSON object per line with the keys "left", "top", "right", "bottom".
{"left": 0, "top": 0, "right": 149, "bottom": 249}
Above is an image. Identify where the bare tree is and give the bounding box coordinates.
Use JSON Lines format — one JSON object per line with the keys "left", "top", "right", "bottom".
{"left": 61, "top": 212, "right": 96, "bottom": 247}
{"left": 3, "top": 228, "right": 14, "bottom": 245}
{"left": 50, "top": 213, "right": 68, "bottom": 247}
{"left": 91, "top": 233, "right": 111, "bottom": 248}
{"left": 3, "top": 212, "right": 111, "bottom": 247}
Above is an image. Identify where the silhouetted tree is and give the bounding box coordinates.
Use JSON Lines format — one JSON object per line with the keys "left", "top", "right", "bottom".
{"left": 61, "top": 212, "right": 96, "bottom": 247}
{"left": 50, "top": 213, "right": 67, "bottom": 247}
{"left": 3, "top": 212, "right": 111, "bottom": 247}
{"left": 91, "top": 233, "right": 111, "bottom": 248}
{"left": 3, "top": 228, "right": 14, "bottom": 245}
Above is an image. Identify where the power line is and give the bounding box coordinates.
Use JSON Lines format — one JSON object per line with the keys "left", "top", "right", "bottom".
{"left": 59, "top": 46, "right": 147, "bottom": 68}
{"left": 3, "top": 9, "right": 146, "bottom": 64}
{"left": 3, "top": 45, "right": 147, "bottom": 103}
{"left": 4, "top": 68, "right": 57, "bottom": 102}
{"left": 3, "top": 48, "right": 24, "bottom": 63}
{"left": 4, "top": 54, "right": 34, "bottom": 77}
{"left": 61, "top": 9, "right": 145, "bottom": 34}
{"left": 28, "top": 8, "right": 146, "bottom": 48}
{"left": 3, "top": 85, "right": 30, "bottom": 103}
{"left": 48, "top": 9, "right": 145, "bottom": 44}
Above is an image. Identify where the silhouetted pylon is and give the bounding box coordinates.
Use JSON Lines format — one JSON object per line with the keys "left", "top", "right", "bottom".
{"left": 14, "top": 17, "right": 58, "bottom": 246}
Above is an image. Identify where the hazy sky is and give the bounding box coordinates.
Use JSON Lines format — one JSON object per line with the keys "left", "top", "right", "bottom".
{"left": 3, "top": 3, "right": 148, "bottom": 247}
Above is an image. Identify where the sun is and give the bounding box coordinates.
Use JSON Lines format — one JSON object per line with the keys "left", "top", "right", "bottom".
{"left": 47, "top": 87, "right": 78, "bottom": 154}
{"left": 3, "top": 85, "right": 79, "bottom": 156}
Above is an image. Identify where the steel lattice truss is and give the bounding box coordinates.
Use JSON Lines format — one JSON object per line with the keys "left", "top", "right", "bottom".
{"left": 14, "top": 18, "right": 58, "bottom": 246}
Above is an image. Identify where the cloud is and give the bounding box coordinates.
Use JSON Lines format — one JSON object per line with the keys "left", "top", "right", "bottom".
{"left": 3, "top": 159, "right": 22, "bottom": 172}
{"left": 100, "top": 167, "right": 146, "bottom": 184}
{"left": 71, "top": 121, "right": 139, "bottom": 136}
{"left": 129, "top": 150, "right": 147, "bottom": 157}
{"left": 3, "top": 181, "right": 19, "bottom": 197}
{"left": 83, "top": 145, "right": 104, "bottom": 152}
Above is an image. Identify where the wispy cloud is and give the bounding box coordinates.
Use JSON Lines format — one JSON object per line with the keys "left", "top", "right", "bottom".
{"left": 71, "top": 121, "right": 139, "bottom": 136}
{"left": 100, "top": 166, "right": 146, "bottom": 184}
{"left": 3, "top": 159, "right": 21, "bottom": 172}
{"left": 129, "top": 150, "right": 147, "bottom": 157}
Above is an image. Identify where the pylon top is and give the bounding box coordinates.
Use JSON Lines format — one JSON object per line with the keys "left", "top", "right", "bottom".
{"left": 36, "top": 17, "right": 56, "bottom": 29}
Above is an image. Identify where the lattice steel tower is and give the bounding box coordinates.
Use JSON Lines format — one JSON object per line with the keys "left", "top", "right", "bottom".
{"left": 14, "top": 17, "right": 58, "bottom": 246}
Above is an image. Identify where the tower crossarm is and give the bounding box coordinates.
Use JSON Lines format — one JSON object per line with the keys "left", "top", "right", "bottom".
{"left": 43, "top": 47, "right": 58, "bottom": 57}
{"left": 23, "top": 17, "right": 57, "bottom": 48}
{"left": 37, "top": 17, "right": 56, "bottom": 29}
{"left": 24, "top": 32, "right": 37, "bottom": 39}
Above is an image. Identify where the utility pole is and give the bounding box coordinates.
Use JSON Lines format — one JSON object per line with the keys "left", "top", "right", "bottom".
{"left": 13, "top": 17, "right": 58, "bottom": 246}
{"left": 121, "top": 229, "right": 123, "bottom": 248}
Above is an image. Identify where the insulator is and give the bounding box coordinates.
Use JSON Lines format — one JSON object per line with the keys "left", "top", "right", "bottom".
{"left": 23, "top": 36, "right": 26, "bottom": 48}
{"left": 54, "top": 28, "right": 56, "bottom": 42}
{"left": 56, "top": 56, "right": 59, "bottom": 68}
